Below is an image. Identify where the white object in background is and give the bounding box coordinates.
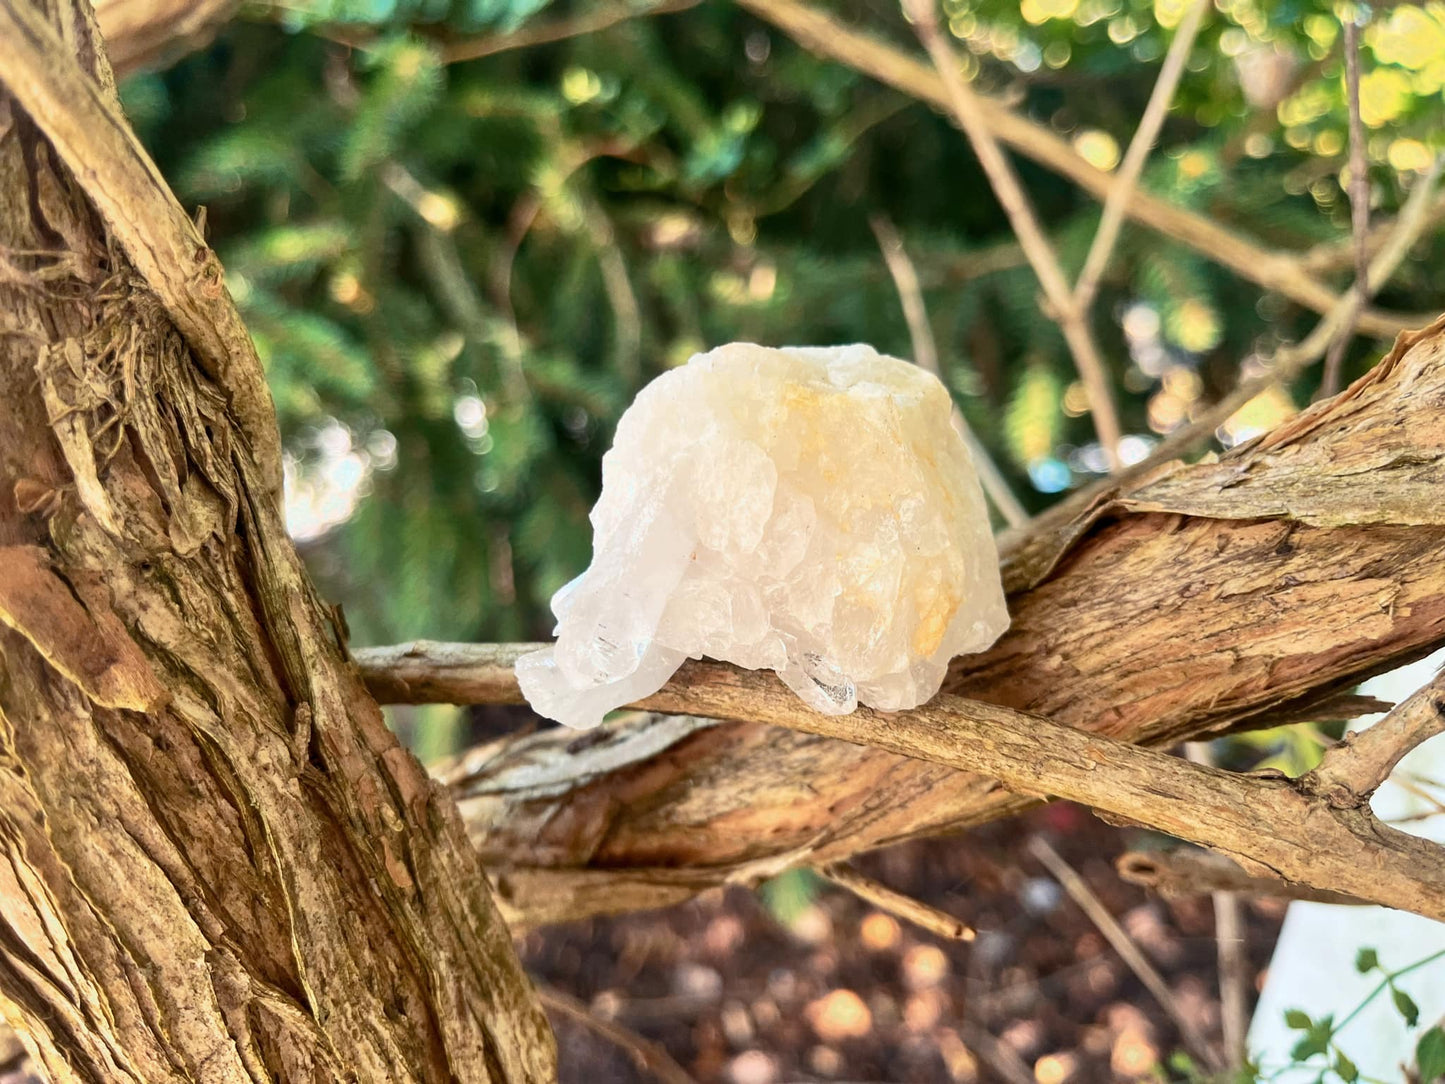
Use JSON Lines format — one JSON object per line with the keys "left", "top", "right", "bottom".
{"left": 1249, "top": 650, "right": 1445, "bottom": 1079}
{"left": 516, "top": 342, "right": 1010, "bottom": 729}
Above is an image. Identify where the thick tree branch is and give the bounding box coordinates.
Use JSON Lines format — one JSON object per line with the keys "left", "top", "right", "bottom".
{"left": 354, "top": 315, "right": 1445, "bottom": 928}
{"left": 734, "top": 0, "right": 1423, "bottom": 340}
{"left": 371, "top": 647, "right": 1445, "bottom": 923}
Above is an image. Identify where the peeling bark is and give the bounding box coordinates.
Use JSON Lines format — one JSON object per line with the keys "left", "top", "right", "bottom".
{"left": 0, "top": 0, "right": 554, "bottom": 1078}
{"left": 404, "top": 320, "right": 1445, "bottom": 928}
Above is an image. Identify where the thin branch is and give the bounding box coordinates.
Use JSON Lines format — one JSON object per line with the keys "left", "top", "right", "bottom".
{"left": 0, "top": 0, "right": 283, "bottom": 495}
{"left": 360, "top": 642, "right": 1445, "bottom": 925}
{"left": 869, "top": 214, "right": 1029, "bottom": 528}
{"left": 902, "top": 0, "right": 1123, "bottom": 468}
{"left": 1300, "top": 670, "right": 1445, "bottom": 808}
{"left": 1072, "top": 0, "right": 1210, "bottom": 312}
{"left": 536, "top": 986, "right": 697, "bottom": 1084}
{"left": 1320, "top": 11, "right": 1371, "bottom": 399}
{"left": 441, "top": 0, "right": 701, "bottom": 64}
{"left": 733, "top": 0, "right": 1420, "bottom": 340}
{"left": 1185, "top": 744, "right": 1247, "bottom": 1072}
{"left": 956, "top": 1021, "right": 1036, "bottom": 1084}
{"left": 1017, "top": 150, "right": 1445, "bottom": 536}
{"left": 818, "top": 860, "right": 975, "bottom": 941}
{"left": 1028, "top": 837, "right": 1222, "bottom": 1072}
{"left": 1116, "top": 849, "right": 1363, "bottom": 906}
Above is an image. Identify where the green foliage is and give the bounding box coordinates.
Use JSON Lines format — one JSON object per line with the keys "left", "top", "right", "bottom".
{"left": 759, "top": 868, "right": 822, "bottom": 928}
{"left": 1418, "top": 1026, "right": 1445, "bottom": 1083}
{"left": 1262, "top": 948, "right": 1445, "bottom": 1084}
{"left": 127, "top": 0, "right": 1445, "bottom": 655}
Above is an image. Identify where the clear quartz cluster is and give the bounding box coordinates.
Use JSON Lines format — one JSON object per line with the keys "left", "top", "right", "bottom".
{"left": 516, "top": 342, "right": 1009, "bottom": 729}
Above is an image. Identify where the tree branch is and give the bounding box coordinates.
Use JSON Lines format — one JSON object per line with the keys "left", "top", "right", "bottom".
{"left": 869, "top": 213, "right": 1029, "bottom": 527}
{"left": 733, "top": 0, "right": 1423, "bottom": 340}
{"left": 1300, "top": 672, "right": 1445, "bottom": 809}
{"left": 1071, "top": 0, "right": 1209, "bottom": 312}
{"left": 1116, "top": 849, "right": 1363, "bottom": 906}
{"left": 1320, "top": 11, "right": 1371, "bottom": 399}
{"left": 903, "top": 0, "right": 1123, "bottom": 467}
{"left": 93, "top": 0, "right": 236, "bottom": 76}
{"left": 353, "top": 314, "right": 1445, "bottom": 928}
{"left": 379, "top": 646, "right": 1445, "bottom": 923}
{"left": 440, "top": 0, "right": 700, "bottom": 64}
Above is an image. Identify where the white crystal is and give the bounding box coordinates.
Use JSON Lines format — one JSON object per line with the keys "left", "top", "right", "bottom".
{"left": 515, "top": 342, "right": 1010, "bottom": 729}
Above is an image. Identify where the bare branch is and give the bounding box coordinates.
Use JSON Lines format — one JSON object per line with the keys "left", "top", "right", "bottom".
{"left": 1012, "top": 151, "right": 1445, "bottom": 542}
{"left": 1320, "top": 11, "right": 1372, "bottom": 398}
{"left": 1301, "top": 671, "right": 1445, "bottom": 808}
{"left": 537, "top": 986, "right": 696, "bottom": 1084}
{"left": 1184, "top": 744, "right": 1247, "bottom": 1072}
{"left": 733, "top": 0, "right": 1421, "bottom": 340}
{"left": 1072, "top": 0, "right": 1210, "bottom": 312}
{"left": 869, "top": 214, "right": 1029, "bottom": 527}
{"left": 1117, "top": 849, "right": 1363, "bottom": 906}
{"left": 902, "top": 0, "right": 1123, "bottom": 468}
{"left": 1029, "top": 837, "right": 1221, "bottom": 1071}
{"left": 375, "top": 642, "right": 1445, "bottom": 923}
{"left": 362, "top": 316, "right": 1445, "bottom": 929}
{"left": 441, "top": 0, "right": 700, "bottom": 64}
{"left": 818, "top": 860, "right": 975, "bottom": 941}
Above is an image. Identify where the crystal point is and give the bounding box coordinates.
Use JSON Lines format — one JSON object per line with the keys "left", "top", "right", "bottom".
{"left": 516, "top": 342, "right": 1010, "bottom": 728}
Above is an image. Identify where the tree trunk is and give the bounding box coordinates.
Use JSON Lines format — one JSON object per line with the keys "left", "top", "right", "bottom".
{"left": 0, "top": 0, "right": 554, "bottom": 1078}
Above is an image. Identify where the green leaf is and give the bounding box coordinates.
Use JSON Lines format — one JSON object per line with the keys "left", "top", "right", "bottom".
{"left": 1333, "top": 1050, "right": 1358, "bottom": 1083}
{"left": 1417, "top": 1027, "right": 1445, "bottom": 1082}
{"left": 1291, "top": 1016, "right": 1335, "bottom": 1061}
{"left": 1354, "top": 947, "right": 1379, "bottom": 974}
{"left": 1285, "top": 1009, "right": 1313, "bottom": 1030}
{"left": 1394, "top": 986, "right": 1421, "bottom": 1028}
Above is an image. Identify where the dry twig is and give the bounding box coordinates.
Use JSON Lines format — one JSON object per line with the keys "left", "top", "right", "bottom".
{"left": 869, "top": 214, "right": 1029, "bottom": 527}
{"left": 1116, "top": 849, "right": 1362, "bottom": 906}
{"left": 819, "top": 860, "right": 975, "bottom": 941}
{"left": 1320, "top": 12, "right": 1372, "bottom": 398}
{"left": 1028, "top": 837, "right": 1221, "bottom": 1071}
{"left": 537, "top": 986, "right": 696, "bottom": 1084}
{"left": 1072, "top": 0, "right": 1210, "bottom": 312}
{"left": 441, "top": 0, "right": 701, "bottom": 64}
{"left": 1185, "top": 744, "right": 1248, "bottom": 1071}
{"left": 733, "top": 0, "right": 1420, "bottom": 339}
{"left": 902, "top": 0, "right": 1123, "bottom": 468}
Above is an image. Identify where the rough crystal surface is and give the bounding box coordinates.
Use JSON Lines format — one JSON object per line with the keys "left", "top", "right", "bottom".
{"left": 516, "top": 342, "right": 1010, "bottom": 728}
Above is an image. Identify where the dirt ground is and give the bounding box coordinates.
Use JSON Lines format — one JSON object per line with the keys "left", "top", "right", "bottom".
{"left": 525, "top": 802, "right": 1286, "bottom": 1084}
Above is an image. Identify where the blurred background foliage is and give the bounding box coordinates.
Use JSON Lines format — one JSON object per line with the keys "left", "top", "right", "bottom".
{"left": 118, "top": 0, "right": 1445, "bottom": 659}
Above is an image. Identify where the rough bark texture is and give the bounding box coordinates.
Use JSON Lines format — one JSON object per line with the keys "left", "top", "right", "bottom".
{"left": 0, "top": 0, "right": 555, "bottom": 1078}
{"left": 398, "top": 319, "right": 1445, "bottom": 928}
